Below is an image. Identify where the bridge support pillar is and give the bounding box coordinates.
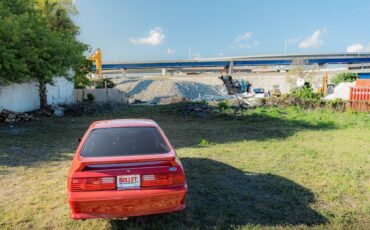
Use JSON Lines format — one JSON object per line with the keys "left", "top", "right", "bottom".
{"left": 228, "top": 60, "right": 234, "bottom": 74}
{"left": 162, "top": 68, "right": 167, "bottom": 76}
{"left": 120, "top": 68, "right": 127, "bottom": 77}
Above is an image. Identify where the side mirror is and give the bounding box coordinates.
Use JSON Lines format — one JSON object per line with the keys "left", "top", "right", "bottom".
{"left": 78, "top": 137, "right": 82, "bottom": 143}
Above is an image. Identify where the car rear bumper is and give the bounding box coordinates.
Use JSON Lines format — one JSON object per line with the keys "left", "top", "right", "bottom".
{"left": 68, "top": 186, "right": 187, "bottom": 219}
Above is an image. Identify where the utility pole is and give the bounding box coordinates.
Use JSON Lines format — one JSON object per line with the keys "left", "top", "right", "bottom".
{"left": 284, "top": 40, "right": 287, "bottom": 55}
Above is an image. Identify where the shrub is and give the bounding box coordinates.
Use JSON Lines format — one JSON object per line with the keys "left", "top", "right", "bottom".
{"left": 74, "top": 75, "right": 91, "bottom": 89}
{"left": 198, "top": 138, "right": 209, "bottom": 146}
{"left": 95, "top": 78, "right": 116, "bottom": 88}
{"left": 291, "top": 85, "right": 322, "bottom": 100}
{"left": 332, "top": 72, "right": 358, "bottom": 85}
{"left": 86, "top": 93, "right": 95, "bottom": 102}
{"left": 218, "top": 100, "right": 229, "bottom": 111}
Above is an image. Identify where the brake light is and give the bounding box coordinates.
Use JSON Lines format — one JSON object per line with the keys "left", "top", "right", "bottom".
{"left": 71, "top": 177, "right": 116, "bottom": 191}
{"left": 141, "top": 172, "right": 185, "bottom": 187}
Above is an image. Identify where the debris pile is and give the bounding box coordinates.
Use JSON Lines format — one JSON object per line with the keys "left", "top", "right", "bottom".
{"left": 176, "top": 103, "right": 214, "bottom": 117}
{"left": 0, "top": 109, "right": 34, "bottom": 123}
{"left": 0, "top": 105, "right": 67, "bottom": 123}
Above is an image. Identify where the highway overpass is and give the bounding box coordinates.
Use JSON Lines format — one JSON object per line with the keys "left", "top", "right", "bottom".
{"left": 96, "top": 53, "right": 370, "bottom": 76}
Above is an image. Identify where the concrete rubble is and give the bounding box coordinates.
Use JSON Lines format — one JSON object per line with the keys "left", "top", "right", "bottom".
{"left": 176, "top": 103, "right": 214, "bottom": 117}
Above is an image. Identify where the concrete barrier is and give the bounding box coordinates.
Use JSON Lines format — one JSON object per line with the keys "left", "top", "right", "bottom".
{"left": 74, "top": 88, "right": 128, "bottom": 103}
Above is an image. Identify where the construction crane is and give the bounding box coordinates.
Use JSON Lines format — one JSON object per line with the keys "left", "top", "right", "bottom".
{"left": 88, "top": 48, "right": 102, "bottom": 78}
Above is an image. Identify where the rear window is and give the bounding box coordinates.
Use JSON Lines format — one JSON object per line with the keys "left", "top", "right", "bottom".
{"left": 81, "top": 127, "right": 170, "bottom": 157}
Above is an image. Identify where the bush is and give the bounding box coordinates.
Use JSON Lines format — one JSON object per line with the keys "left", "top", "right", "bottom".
{"left": 218, "top": 100, "right": 229, "bottom": 111}
{"left": 95, "top": 78, "right": 116, "bottom": 89}
{"left": 198, "top": 138, "right": 209, "bottom": 146}
{"left": 332, "top": 72, "right": 358, "bottom": 85}
{"left": 74, "top": 75, "right": 91, "bottom": 89}
{"left": 86, "top": 93, "right": 95, "bottom": 102}
{"left": 291, "top": 85, "right": 322, "bottom": 100}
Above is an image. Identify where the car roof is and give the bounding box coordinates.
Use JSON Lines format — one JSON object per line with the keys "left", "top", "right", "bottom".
{"left": 90, "top": 119, "right": 159, "bottom": 129}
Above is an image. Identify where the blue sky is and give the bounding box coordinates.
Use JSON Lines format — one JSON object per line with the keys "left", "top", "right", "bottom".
{"left": 74, "top": 0, "right": 370, "bottom": 61}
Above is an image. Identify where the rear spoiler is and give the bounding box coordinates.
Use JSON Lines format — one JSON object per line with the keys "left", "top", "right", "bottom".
{"left": 71, "top": 152, "right": 176, "bottom": 172}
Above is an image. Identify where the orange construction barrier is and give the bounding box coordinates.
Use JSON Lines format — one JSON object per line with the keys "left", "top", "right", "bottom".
{"left": 349, "top": 87, "right": 370, "bottom": 111}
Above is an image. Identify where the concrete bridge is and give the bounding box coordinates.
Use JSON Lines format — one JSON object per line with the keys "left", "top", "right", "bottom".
{"left": 97, "top": 53, "right": 370, "bottom": 76}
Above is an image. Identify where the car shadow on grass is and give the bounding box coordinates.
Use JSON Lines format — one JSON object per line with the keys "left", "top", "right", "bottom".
{"left": 111, "top": 158, "right": 327, "bottom": 229}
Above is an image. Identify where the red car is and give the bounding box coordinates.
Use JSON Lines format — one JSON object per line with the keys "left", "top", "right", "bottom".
{"left": 67, "top": 119, "right": 187, "bottom": 219}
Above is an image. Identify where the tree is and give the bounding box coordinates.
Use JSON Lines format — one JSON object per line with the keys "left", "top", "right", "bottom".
{"left": 0, "top": 0, "right": 88, "bottom": 109}
{"left": 0, "top": 0, "right": 35, "bottom": 84}
{"left": 331, "top": 72, "right": 358, "bottom": 85}
{"left": 35, "top": 0, "right": 89, "bottom": 109}
{"left": 74, "top": 59, "right": 93, "bottom": 89}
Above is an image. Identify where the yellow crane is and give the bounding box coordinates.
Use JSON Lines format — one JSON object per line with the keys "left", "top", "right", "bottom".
{"left": 88, "top": 48, "right": 102, "bottom": 78}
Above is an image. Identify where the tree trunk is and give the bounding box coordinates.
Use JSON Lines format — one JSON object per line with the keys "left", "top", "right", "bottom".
{"left": 39, "top": 81, "right": 48, "bottom": 110}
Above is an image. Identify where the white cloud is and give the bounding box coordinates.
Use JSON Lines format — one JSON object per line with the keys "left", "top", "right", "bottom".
{"left": 299, "top": 29, "right": 326, "bottom": 48}
{"left": 166, "top": 48, "right": 176, "bottom": 54}
{"left": 286, "top": 37, "right": 301, "bottom": 44}
{"left": 346, "top": 43, "right": 370, "bottom": 52}
{"left": 193, "top": 53, "right": 202, "bottom": 59}
{"left": 234, "top": 32, "right": 258, "bottom": 49}
{"left": 237, "top": 40, "right": 259, "bottom": 49}
{"left": 130, "top": 27, "right": 165, "bottom": 46}
{"left": 346, "top": 43, "right": 365, "bottom": 52}
{"left": 235, "top": 32, "right": 253, "bottom": 43}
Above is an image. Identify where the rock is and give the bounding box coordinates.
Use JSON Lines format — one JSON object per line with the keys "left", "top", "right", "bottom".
{"left": 151, "top": 96, "right": 187, "bottom": 105}
{"left": 52, "top": 105, "right": 65, "bottom": 117}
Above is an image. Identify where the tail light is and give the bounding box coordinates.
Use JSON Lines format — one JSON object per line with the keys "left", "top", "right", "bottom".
{"left": 71, "top": 177, "right": 116, "bottom": 191}
{"left": 141, "top": 172, "right": 185, "bottom": 188}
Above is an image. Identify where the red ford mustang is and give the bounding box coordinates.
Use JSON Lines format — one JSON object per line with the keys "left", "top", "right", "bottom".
{"left": 67, "top": 119, "right": 187, "bottom": 219}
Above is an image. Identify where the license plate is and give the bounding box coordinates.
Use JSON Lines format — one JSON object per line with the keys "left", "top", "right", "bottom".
{"left": 116, "top": 175, "right": 140, "bottom": 189}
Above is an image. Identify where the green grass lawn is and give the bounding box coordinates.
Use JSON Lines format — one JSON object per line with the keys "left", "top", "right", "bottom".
{"left": 0, "top": 104, "right": 369, "bottom": 229}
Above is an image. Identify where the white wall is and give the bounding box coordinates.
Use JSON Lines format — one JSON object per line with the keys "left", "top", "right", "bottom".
{"left": 0, "top": 77, "right": 74, "bottom": 113}
{"left": 47, "top": 77, "right": 74, "bottom": 105}
{"left": 74, "top": 88, "right": 128, "bottom": 103}
{"left": 0, "top": 82, "right": 39, "bottom": 112}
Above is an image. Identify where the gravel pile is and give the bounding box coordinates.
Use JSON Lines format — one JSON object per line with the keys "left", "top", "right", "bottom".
{"left": 115, "top": 79, "right": 223, "bottom": 103}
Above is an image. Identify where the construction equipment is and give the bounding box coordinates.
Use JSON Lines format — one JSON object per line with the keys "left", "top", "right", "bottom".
{"left": 271, "top": 84, "right": 281, "bottom": 97}
{"left": 317, "top": 73, "right": 329, "bottom": 95}
{"left": 88, "top": 48, "right": 102, "bottom": 78}
{"left": 219, "top": 75, "right": 246, "bottom": 109}
{"left": 219, "top": 75, "right": 250, "bottom": 95}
